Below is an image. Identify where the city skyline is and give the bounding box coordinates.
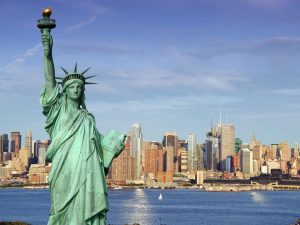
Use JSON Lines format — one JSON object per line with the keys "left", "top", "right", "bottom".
{"left": 1, "top": 1, "right": 300, "bottom": 145}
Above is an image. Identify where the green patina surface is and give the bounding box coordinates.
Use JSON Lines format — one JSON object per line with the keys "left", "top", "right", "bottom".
{"left": 37, "top": 8, "right": 125, "bottom": 225}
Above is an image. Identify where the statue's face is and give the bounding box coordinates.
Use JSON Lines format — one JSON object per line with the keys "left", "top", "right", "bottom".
{"left": 65, "top": 81, "right": 83, "bottom": 101}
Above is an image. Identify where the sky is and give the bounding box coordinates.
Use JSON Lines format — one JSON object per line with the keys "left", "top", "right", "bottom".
{"left": 1, "top": 0, "right": 300, "bottom": 146}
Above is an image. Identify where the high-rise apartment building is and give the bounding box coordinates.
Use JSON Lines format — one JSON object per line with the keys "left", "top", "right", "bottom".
{"left": 205, "top": 136, "right": 219, "bottom": 171}
{"left": 196, "top": 144, "right": 204, "bottom": 170}
{"left": 278, "top": 141, "right": 290, "bottom": 161}
{"left": 252, "top": 144, "right": 263, "bottom": 161}
{"left": 19, "top": 147, "right": 31, "bottom": 171}
{"left": 187, "top": 134, "right": 197, "bottom": 172}
{"left": 166, "top": 146, "right": 174, "bottom": 172}
{"left": 0, "top": 134, "right": 9, "bottom": 162}
{"left": 32, "top": 140, "right": 50, "bottom": 164}
{"left": 10, "top": 132, "right": 21, "bottom": 153}
{"left": 143, "top": 141, "right": 163, "bottom": 178}
{"left": 130, "top": 123, "right": 143, "bottom": 179}
{"left": 208, "top": 122, "right": 235, "bottom": 171}
{"left": 271, "top": 144, "right": 279, "bottom": 160}
{"left": 292, "top": 142, "right": 299, "bottom": 159}
{"left": 25, "top": 130, "right": 32, "bottom": 153}
{"left": 163, "top": 131, "right": 178, "bottom": 172}
{"left": 110, "top": 136, "right": 133, "bottom": 184}
{"left": 219, "top": 124, "right": 235, "bottom": 171}
{"left": 179, "top": 148, "right": 188, "bottom": 173}
{"left": 240, "top": 148, "right": 253, "bottom": 176}
{"left": 263, "top": 145, "right": 273, "bottom": 160}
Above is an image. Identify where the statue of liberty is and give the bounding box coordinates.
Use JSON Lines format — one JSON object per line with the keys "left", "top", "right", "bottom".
{"left": 37, "top": 8, "right": 126, "bottom": 225}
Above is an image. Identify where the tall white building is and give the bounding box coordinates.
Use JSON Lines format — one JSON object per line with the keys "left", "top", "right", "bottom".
{"left": 130, "top": 123, "right": 143, "bottom": 179}
{"left": 187, "top": 134, "right": 197, "bottom": 172}
{"left": 25, "top": 129, "right": 32, "bottom": 153}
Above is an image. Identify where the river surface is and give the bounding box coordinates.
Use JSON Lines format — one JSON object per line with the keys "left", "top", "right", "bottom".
{"left": 0, "top": 188, "right": 298, "bottom": 225}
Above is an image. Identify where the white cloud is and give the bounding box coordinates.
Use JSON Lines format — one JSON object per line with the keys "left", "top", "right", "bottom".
{"left": 66, "top": 4, "right": 108, "bottom": 31}
{"left": 109, "top": 67, "right": 248, "bottom": 92}
{"left": 67, "top": 15, "right": 98, "bottom": 31}
{"left": 267, "top": 88, "right": 300, "bottom": 96}
{"left": 185, "top": 36, "right": 300, "bottom": 61}
{"left": 1, "top": 43, "right": 41, "bottom": 74}
{"left": 0, "top": 43, "right": 42, "bottom": 92}
{"left": 237, "top": 112, "right": 300, "bottom": 120}
{"left": 89, "top": 94, "right": 243, "bottom": 114}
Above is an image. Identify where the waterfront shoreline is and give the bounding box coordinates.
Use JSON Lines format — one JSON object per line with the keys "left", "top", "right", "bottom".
{"left": 0, "top": 184, "right": 299, "bottom": 192}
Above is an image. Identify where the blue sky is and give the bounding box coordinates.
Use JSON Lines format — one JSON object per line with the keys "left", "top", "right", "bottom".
{"left": 1, "top": 0, "right": 300, "bottom": 146}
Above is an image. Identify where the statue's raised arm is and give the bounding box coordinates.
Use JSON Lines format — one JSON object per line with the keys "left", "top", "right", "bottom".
{"left": 37, "top": 8, "right": 56, "bottom": 97}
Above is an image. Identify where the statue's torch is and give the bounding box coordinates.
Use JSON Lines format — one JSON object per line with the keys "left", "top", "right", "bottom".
{"left": 37, "top": 8, "right": 56, "bottom": 56}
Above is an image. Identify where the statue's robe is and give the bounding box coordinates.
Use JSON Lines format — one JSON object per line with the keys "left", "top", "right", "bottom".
{"left": 41, "top": 85, "right": 122, "bottom": 225}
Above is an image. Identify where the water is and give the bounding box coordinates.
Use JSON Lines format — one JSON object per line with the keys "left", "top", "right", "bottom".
{"left": 0, "top": 188, "right": 299, "bottom": 225}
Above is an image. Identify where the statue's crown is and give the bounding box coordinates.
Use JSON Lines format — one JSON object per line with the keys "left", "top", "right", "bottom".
{"left": 56, "top": 63, "right": 97, "bottom": 87}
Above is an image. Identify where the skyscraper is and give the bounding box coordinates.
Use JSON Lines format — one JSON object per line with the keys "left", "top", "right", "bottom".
{"left": 110, "top": 135, "right": 133, "bottom": 184}
{"left": 196, "top": 144, "right": 204, "bottom": 170}
{"left": 278, "top": 141, "right": 290, "bottom": 161}
{"left": 240, "top": 148, "right": 253, "bottom": 176}
{"left": 143, "top": 141, "right": 162, "bottom": 178}
{"left": 179, "top": 148, "right": 188, "bottom": 173}
{"left": 32, "top": 140, "right": 50, "bottom": 164}
{"left": 25, "top": 129, "right": 32, "bottom": 153}
{"left": 130, "top": 123, "right": 143, "bottom": 179}
{"left": 292, "top": 142, "right": 299, "bottom": 159}
{"left": 10, "top": 132, "right": 21, "bottom": 153}
{"left": 208, "top": 121, "right": 235, "bottom": 171}
{"left": 205, "top": 136, "right": 219, "bottom": 171}
{"left": 0, "top": 134, "right": 9, "bottom": 162}
{"left": 271, "top": 144, "right": 279, "bottom": 160}
{"left": 187, "top": 134, "right": 197, "bottom": 172}
{"left": 163, "top": 131, "right": 178, "bottom": 172}
{"left": 219, "top": 124, "right": 235, "bottom": 171}
{"left": 252, "top": 144, "right": 263, "bottom": 161}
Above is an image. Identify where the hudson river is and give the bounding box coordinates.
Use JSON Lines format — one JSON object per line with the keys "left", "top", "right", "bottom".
{"left": 0, "top": 188, "right": 299, "bottom": 225}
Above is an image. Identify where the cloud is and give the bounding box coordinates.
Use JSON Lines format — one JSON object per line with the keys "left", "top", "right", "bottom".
{"left": 0, "top": 43, "right": 42, "bottom": 92}
{"left": 266, "top": 88, "right": 300, "bottom": 96}
{"left": 66, "top": 3, "right": 108, "bottom": 31}
{"left": 58, "top": 43, "right": 143, "bottom": 55}
{"left": 11, "top": 44, "right": 42, "bottom": 64}
{"left": 89, "top": 94, "right": 243, "bottom": 114}
{"left": 88, "top": 82, "right": 117, "bottom": 94}
{"left": 237, "top": 112, "right": 300, "bottom": 120}
{"left": 107, "top": 67, "right": 248, "bottom": 92}
{"left": 188, "top": 36, "right": 300, "bottom": 61}
{"left": 67, "top": 15, "right": 98, "bottom": 31}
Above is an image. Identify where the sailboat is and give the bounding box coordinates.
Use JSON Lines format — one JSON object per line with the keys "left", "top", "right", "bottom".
{"left": 158, "top": 193, "right": 163, "bottom": 200}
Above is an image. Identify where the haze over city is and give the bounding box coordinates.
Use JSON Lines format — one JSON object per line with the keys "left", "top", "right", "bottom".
{"left": 1, "top": 0, "right": 300, "bottom": 145}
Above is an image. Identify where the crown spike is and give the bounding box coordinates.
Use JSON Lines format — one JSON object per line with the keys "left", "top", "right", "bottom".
{"left": 74, "top": 62, "right": 78, "bottom": 73}
{"left": 61, "top": 67, "right": 69, "bottom": 75}
{"left": 85, "top": 82, "right": 98, "bottom": 85}
{"left": 85, "top": 75, "right": 97, "bottom": 80}
{"left": 55, "top": 77, "right": 63, "bottom": 80}
{"left": 81, "top": 67, "right": 91, "bottom": 75}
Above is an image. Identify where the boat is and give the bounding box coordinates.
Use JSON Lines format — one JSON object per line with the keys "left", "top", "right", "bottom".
{"left": 113, "top": 186, "right": 122, "bottom": 190}
{"left": 158, "top": 193, "right": 162, "bottom": 200}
